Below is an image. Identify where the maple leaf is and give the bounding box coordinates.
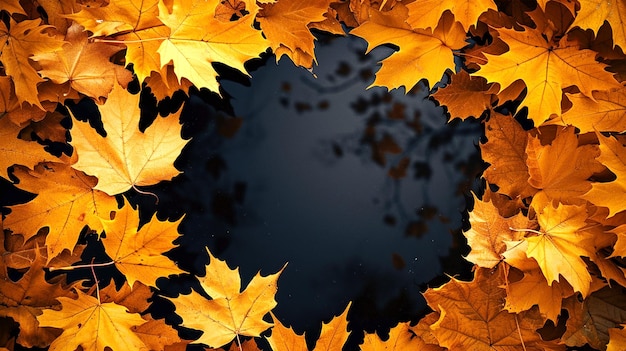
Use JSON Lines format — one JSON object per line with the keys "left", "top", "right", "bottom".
{"left": 350, "top": 9, "right": 467, "bottom": 90}
{"left": 157, "top": 0, "right": 268, "bottom": 94}
{"left": 4, "top": 163, "right": 118, "bottom": 260}
{"left": 524, "top": 200, "right": 595, "bottom": 296}
{"left": 0, "top": 250, "right": 76, "bottom": 348}
{"left": 3, "top": 0, "right": 25, "bottom": 15}
{"left": 608, "top": 324, "right": 626, "bottom": 351}
{"left": 473, "top": 25, "right": 621, "bottom": 126}
{"left": 69, "top": 83, "right": 188, "bottom": 195}
{"left": 432, "top": 71, "right": 497, "bottom": 121}
{"left": 0, "top": 117, "right": 57, "bottom": 181}
{"left": 360, "top": 322, "right": 423, "bottom": 351}
{"left": 405, "top": 0, "right": 497, "bottom": 31}
{"left": 526, "top": 126, "right": 603, "bottom": 204}
{"left": 100, "top": 198, "right": 184, "bottom": 287}
{"left": 168, "top": 248, "right": 284, "bottom": 348}
{"left": 562, "top": 286, "right": 626, "bottom": 349}
{"left": 132, "top": 315, "right": 184, "bottom": 351}
{"left": 67, "top": 0, "right": 169, "bottom": 83}
{"left": 266, "top": 303, "right": 350, "bottom": 351}
{"left": 0, "top": 18, "right": 65, "bottom": 108}
{"left": 0, "top": 229, "right": 84, "bottom": 271}
{"left": 20, "top": 111, "right": 68, "bottom": 144}
{"left": 481, "top": 112, "right": 536, "bottom": 199}
{"left": 549, "top": 88, "right": 626, "bottom": 133}
{"left": 424, "top": 266, "right": 562, "bottom": 351}
{"left": 583, "top": 132, "right": 626, "bottom": 218}
{"left": 33, "top": 23, "right": 133, "bottom": 102}
{"left": 571, "top": 0, "right": 626, "bottom": 51}
{"left": 37, "top": 287, "right": 148, "bottom": 351}
{"left": 257, "top": 0, "right": 331, "bottom": 68}
{"left": 504, "top": 268, "right": 574, "bottom": 323}
{"left": 463, "top": 191, "right": 530, "bottom": 268}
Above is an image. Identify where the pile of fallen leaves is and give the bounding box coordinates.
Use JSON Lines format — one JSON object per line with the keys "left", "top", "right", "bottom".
{"left": 2, "top": 0, "right": 626, "bottom": 350}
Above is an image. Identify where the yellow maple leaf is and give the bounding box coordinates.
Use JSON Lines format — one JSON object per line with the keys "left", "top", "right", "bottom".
{"left": 571, "top": 0, "right": 626, "bottom": 51}
{"left": 33, "top": 23, "right": 133, "bottom": 102}
{"left": 525, "top": 201, "right": 595, "bottom": 296}
{"left": 350, "top": 8, "right": 467, "bottom": 90}
{"left": 69, "top": 83, "right": 188, "bottom": 195}
{"left": 473, "top": 24, "right": 621, "bottom": 126}
{"left": 157, "top": 0, "right": 268, "bottom": 94}
{"left": 37, "top": 288, "right": 148, "bottom": 351}
{"left": 168, "top": 248, "right": 284, "bottom": 348}
{"left": 100, "top": 198, "right": 184, "bottom": 287}
{"left": 4, "top": 163, "right": 118, "bottom": 260}
{"left": 266, "top": 303, "right": 351, "bottom": 351}
{"left": 257, "top": 0, "right": 331, "bottom": 68}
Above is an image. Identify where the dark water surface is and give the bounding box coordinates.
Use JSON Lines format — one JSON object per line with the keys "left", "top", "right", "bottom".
{"left": 150, "top": 35, "right": 482, "bottom": 348}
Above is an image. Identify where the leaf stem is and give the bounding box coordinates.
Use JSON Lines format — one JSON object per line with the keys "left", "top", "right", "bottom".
{"left": 48, "top": 260, "right": 116, "bottom": 272}
{"left": 133, "top": 184, "right": 160, "bottom": 204}
{"left": 508, "top": 227, "right": 543, "bottom": 235}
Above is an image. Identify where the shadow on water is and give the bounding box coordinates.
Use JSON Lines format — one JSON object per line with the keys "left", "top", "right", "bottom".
{"left": 136, "top": 34, "right": 483, "bottom": 349}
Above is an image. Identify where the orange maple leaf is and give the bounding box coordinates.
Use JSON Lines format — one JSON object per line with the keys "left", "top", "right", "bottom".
{"left": 549, "top": 88, "right": 626, "bottom": 133}
{"left": 425, "top": 266, "right": 563, "bottom": 351}
{"left": 157, "top": 0, "right": 268, "bottom": 93}
{"left": 432, "top": 71, "right": 497, "bottom": 121}
{"left": 33, "top": 23, "right": 133, "bottom": 102}
{"left": 69, "top": 83, "right": 188, "bottom": 195}
{"left": 0, "top": 18, "right": 65, "bottom": 108}
{"left": 67, "top": 0, "right": 169, "bottom": 83}
{"left": 0, "top": 249, "right": 76, "bottom": 348}
{"left": 4, "top": 163, "right": 118, "bottom": 260}
{"left": 481, "top": 112, "right": 536, "bottom": 199}
{"left": 257, "top": 0, "right": 331, "bottom": 68}
{"left": 473, "top": 24, "right": 621, "bottom": 126}
{"left": 405, "top": 0, "right": 497, "bottom": 31}
{"left": 0, "top": 117, "right": 57, "bottom": 180}
{"left": 100, "top": 198, "right": 184, "bottom": 287}
{"left": 350, "top": 8, "right": 467, "bottom": 90}
{"left": 608, "top": 324, "right": 626, "bottom": 351}
{"left": 37, "top": 288, "right": 148, "bottom": 351}
{"left": 266, "top": 303, "right": 351, "bottom": 351}
{"left": 526, "top": 126, "right": 603, "bottom": 204}
{"left": 168, "top": 248, "right": 285, "bottom": 348}
{"left": 504, "top": 268, "right": 574, "bottom": 323}
{"left": 463, "top": 191, "right": 530, "bottom": 268}
{"left": 360, "top": 322, "right": 424, "bottom": 351}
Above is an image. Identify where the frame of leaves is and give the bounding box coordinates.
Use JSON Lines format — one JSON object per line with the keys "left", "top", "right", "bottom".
{"left": 2, "top": 0, "right": 626, "bottom": 350}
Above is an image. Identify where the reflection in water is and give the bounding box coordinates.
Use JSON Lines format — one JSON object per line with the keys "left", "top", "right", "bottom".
{"left": 151, "top": 34, "right": 481, "bottom": 347}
